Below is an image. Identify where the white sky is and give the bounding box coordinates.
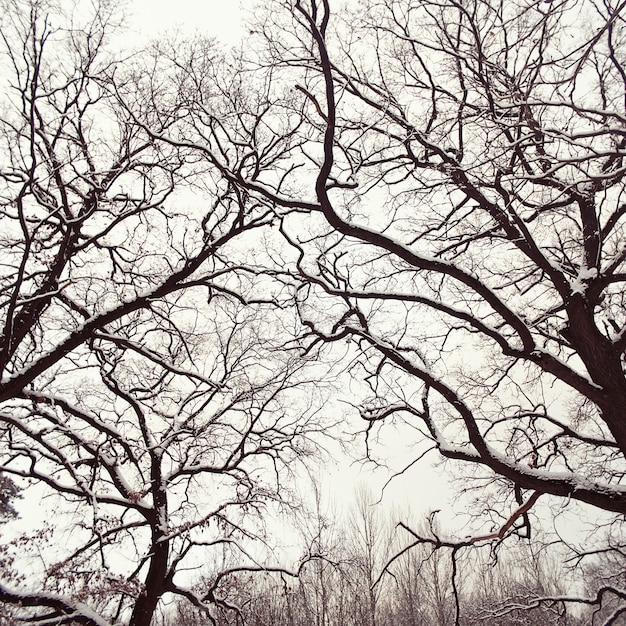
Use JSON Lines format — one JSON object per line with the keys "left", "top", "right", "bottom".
{"left": 125, "top": 0, "right": 245, "bottom": 45}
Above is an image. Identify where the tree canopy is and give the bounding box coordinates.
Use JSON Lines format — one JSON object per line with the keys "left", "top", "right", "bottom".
{"left": 1, "top": 0, "right": 626, "bottom": 624}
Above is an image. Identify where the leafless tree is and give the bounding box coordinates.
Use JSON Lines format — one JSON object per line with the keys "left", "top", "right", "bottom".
{"left": 179, "top": 0, "right": 626, "bottom": 620}
{"left": 0, "top": 2, "right": 330, "bottom": 625}
{"left": 390, "top": 528, "right": 456, "bottom": 626}
{"left": 243, "top": 0, "right": 626, "bottom": 513}
{"left": 345, "top": 485, "right": 389, "bottom": 626}
{"left": 462, "top": 539, "right": 572, "bottom": 625}
{"left": 4, "top": 0, "right": 626, "bottom": 622}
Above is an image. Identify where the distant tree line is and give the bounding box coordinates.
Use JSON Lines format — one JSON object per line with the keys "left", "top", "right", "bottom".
{"left": 163, "top": 487, "right": 623, "bottom": 626}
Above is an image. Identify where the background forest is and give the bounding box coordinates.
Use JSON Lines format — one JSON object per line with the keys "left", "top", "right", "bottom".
{"left": 1, "top": 0, "right": 626, "bottom": 624}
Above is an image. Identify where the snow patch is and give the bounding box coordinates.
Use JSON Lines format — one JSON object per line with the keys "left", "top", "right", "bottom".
{"left": 570, "top": 266, "right": 598, "bottom": 295}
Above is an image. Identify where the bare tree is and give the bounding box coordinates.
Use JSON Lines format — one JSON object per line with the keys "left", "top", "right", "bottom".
{"left": 462, "top": 539, "right": 572, "bottom": 626}
{"left": 242, "top": 0, "right": 626, "bottom": 513}
{"left": 0, "top": 2, "right": 329, "bottom": 625}
{"left": 5, "top": 0, "right": 626, "bottom": 621}
{"left": 177, "top": 0, "right": 626, "bottom": 620}
{"left": 346, "top": 485, "right": 389, "bottom": 626}
{"left": 287, "top": 479, "right": 344, "bottom": 626}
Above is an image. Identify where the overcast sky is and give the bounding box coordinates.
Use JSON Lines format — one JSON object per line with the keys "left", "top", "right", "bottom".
{"left": 127, "top": 0, "right": 245, "bottom": 45}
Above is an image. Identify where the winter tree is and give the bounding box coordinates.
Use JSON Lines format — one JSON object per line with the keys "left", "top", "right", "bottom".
{"left": 3, "top": 0, "right": 626, "bottom": 622}
{"left": 186, "top": 0, "right": 626, "bottom": 620}
{"left": 0, "top": 2, "right": 331, "bottom": 624}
